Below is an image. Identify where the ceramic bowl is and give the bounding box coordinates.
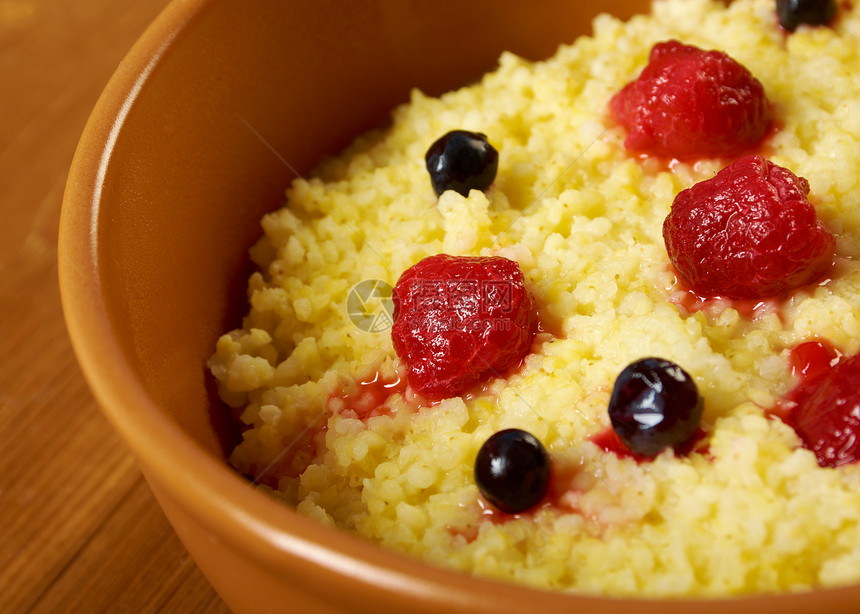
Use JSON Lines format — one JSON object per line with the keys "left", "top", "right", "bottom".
{"left": 58, "top": 0, "right": 860, "bottom": 612}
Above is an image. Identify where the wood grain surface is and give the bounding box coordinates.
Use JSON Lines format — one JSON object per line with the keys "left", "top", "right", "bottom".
{"left": 0, "top": 1, "right": 231, "bottom": 612}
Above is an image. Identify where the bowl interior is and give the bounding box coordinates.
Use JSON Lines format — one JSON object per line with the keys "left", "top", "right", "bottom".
{"left": 72, "top": 0, "right": 652, "bottom": 459}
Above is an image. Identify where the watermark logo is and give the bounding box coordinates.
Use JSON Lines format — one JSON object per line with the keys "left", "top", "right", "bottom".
{"left": 347, "top": 279, "right": 395, "bottom": 333}
{"left": 407, "top": 279, "right": 515, "bottom": 314}
{"left": 480, "top": 280, "right": 513, "bottom": 314}
{"left": 398, "top": 278, "right": 518, "bottom": 333}
{"left": 405, "top": 316, "right": 512, "bottom": 334}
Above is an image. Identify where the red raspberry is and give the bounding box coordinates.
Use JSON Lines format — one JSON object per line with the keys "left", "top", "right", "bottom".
{"left": 610, "top": 40, "right": 771, "bottom": 160}
{"left": 391, "top": 254, "right": 537, "bottom": 400}
{"left": 786, "top": 353, "right": 860, "bottom": 468}
{"left": 663, "top": 155, "right": 835, "bottom": 299}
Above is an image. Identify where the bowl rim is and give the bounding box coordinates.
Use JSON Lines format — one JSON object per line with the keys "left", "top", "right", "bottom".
{"left": 57, "top": 0, "right": 860, "bottom": 612}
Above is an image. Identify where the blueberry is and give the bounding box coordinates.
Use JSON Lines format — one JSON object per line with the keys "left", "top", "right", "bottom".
{"left": 474, "top": 429, "right": 550, "bottom": 514}
{"left": 776, "top": 0, "right": 837, "bottom": 32}
{"left": 608, "top": 358, "right": 703, "bottom": 458}
{"left": 425, "top": 130, "right": 499, "bottom": 197}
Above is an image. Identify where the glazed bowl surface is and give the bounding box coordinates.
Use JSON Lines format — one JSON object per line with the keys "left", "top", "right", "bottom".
{"left": 58, "top": 1, "right": 860, "bottom": 612}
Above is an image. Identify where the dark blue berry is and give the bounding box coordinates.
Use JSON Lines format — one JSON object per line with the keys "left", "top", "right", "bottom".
{"left": 776, "top": 0, "right": 837, "bottom": 32}
{"left": 425, "top": 130, "right": 499, "bottom": 197}
{"left": 608, "top": 358, "right": 703, "bottom": 458}
{"left": 474, "top": 429, "right": 550, "bottom": 514}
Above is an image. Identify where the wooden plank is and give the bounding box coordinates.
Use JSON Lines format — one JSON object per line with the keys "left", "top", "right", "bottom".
{"left": 29, "top": 478, "right": 231, "bottom": 614}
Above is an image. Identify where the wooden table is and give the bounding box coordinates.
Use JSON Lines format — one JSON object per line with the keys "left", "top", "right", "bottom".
{"left": 0, "top": 2, "right": 231, "bottom": 612}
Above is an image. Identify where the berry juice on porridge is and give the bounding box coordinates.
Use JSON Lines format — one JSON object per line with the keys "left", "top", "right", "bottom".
{"left": 209, "top": 0, "right": 860, "bottom": 597}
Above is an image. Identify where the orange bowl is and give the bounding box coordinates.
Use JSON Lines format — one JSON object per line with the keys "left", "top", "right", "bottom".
{"left": 58, "top": 1, "right": 860, "bottom": 612}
